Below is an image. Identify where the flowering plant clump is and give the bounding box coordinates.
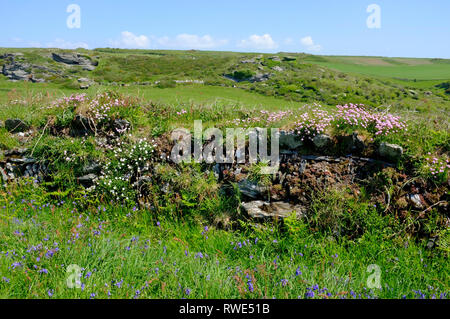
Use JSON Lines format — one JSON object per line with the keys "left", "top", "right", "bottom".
{"left": 50, "top": 93, "right": 88, "bottom": 110}
{"left": 334, "top": 103, "right": 407, "bottom": 136}
{"left": 50, "top": 92, "right": 139, "bottom": 129}
{"left": 228, "top": 103, "right": 407, "bottom": 142}
{"left": 92, "top": 138, "right": 156, "bottom": 202}
{"left": 292, "top": 108, "right": 334, "bottom": 141}
{"left": 424, "top": 153, "right": 449, "bottom": 182}
{"left": 85, "top": 92, "right": 131, "bottom": 124}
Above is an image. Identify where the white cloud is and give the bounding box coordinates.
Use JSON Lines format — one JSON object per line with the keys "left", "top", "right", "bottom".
{"left": 154, "top": 34, "right": 228, "bottom": 49}
{"left": 173, "top": 34, "right": 227, "bottom": 49}
{"left": 45, "top": 38, "right": 89, "bottom": 49}
{"left": 110, "top": 32, "right": 227, "bottom": 50}
{"left": 109, "top": 31, "right": 150, "bottom": 49}
{"left": 300, "top": 36, "right": 322, "bottom": 52}
{"left": 238, "top": 34, "right": 278, "bottom": 50}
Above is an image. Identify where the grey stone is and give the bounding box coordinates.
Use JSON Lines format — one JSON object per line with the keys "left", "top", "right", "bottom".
{"left": 279, "top": 130, "right": 303, "bottom": 150}
{"left": 313, "top": 134, "right": 332, "bottom": 149}
{"left": 241, "top": 201, "right": 304, "bottom": 220}
{"left": 271, "top": 66, "right": 284, "bottom": 72}
{"left": 407, "top": 194, "right": 424, "bottom": 209}
{"left": 378, "top": 142, "right": 403, "bottom": 161}
{"left": 2, "top": 63, "right": 31, "bottom": 81}
{"left": 51, "top": 52, "right": 97, "bottom": 71}
{"left": 8, "top": 157, "right": 36, "bottom": 165}
{"left": 237, "top": 179, "right": 268, "bottom": 199}
{"left": 78, "top": 77, "right": 94, "bottom": 89}
{"left": 1, "top": 53, "right": 47, "bottom": 82}
{"left": 5, "top": 119, "right": 29, "bottom": 133}
{"left": 82, "top": 162, "right": 102, "bottom": 175}
{"left": 250, "top": 73, "right": 271, "bottom": 83}
{"left": 269, "top": 56, "right": 281, "bottom": 62}
{"left": 78, "top": 174, "right": 97, "bottom": 188}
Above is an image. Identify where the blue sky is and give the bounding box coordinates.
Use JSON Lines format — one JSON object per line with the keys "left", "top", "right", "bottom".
{"left": 1, "top": 0, "right": 449, "bottom": 58}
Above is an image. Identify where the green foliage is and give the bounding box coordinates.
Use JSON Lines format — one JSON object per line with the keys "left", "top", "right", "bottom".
{"left": 32, "top": 135, "right": 101, "bottom": 192}
{"left": 156, "top": 79, "right": 176, "bottom": 89}
{"left": 94, "top": 138, "right": 155, "bottom": 204}
{"left": 308, "top": 189, "right": 392, "bottom": 239}
{"left": 0, "top": 194, "right": 448, "bottom": 299}
{"left": 0, "top": 128, "right": 19, "bottom": 150}
{"left": 0, "top": 49, "right": 448, "bottom": 300}
{"left": 227, "top": 70, "right": 255, "bottom": 81}
{"left": 145, "top": 163, "right": 227, "bottom": 220}
{"left": 247, "top": 162, "right": 272, "bottom": 187}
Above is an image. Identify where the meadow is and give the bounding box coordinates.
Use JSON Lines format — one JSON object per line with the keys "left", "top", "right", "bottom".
{"left": 304, "top": 55, "right": 450, "bottom": 81}
{"left": 0, "top": 48, "right": 448, "bottom": 299}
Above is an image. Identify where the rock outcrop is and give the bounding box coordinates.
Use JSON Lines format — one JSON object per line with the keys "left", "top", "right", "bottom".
{"left": 313, "top": 134, "right": 332, "bottom": 149}
{"left": 52, "top": 52, "right": 98, "bottom": 71}
{"left": 378, "top": 142, "right": 403, "bottom": 161}
{"left": 279, "top": 130, "right": 303, "bottom": 151}
{"left": 237, "top": 179, "right": 268, "bottom": 199}
{"left": 241, "top": 200, "right": 304, "bottom": 220}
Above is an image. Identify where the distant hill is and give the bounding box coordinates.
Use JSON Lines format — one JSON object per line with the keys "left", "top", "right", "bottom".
{"left": 1, "top": 48, "right": 450, "bottom": 113}
{"left": 303, "top": 55, "right": 450, "bottom": 81}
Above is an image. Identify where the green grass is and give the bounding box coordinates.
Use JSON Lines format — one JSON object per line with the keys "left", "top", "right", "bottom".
{"left": 0, "top": 190, "right": 448, "bottom": 299}
{"left": 2, "top": 48, "right": 450, "bottom": 113}
{"left": 305, "top": 55, "right": 450, "bottom": 81}
{"left": 108, "top": 85, "right": 301, "bottom": 110}
{"left": 0, "top": 48, "right": 448, "bottom": 300}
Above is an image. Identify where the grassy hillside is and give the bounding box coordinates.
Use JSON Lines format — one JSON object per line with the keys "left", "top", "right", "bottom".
{"left": 0, "top": 48, "right": 448, "bottom": 299}
{"left": 1, "top": 48, "right": 450, "bottom": 122}
{"left": 304, "top": 55, "right": 450, "bottom": 81}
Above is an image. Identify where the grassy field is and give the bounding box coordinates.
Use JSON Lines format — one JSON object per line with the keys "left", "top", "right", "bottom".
{"left": 0, "top": 48, "right": 448, "bottom": 299}
{"left": 0, "top": 192, "right": 448, "bottom": 299}
{"left": 304, "top": 55, "right": 450, "bottom": 81}
{"left": 0, "top": 78, "right": 298, "bottom": 110}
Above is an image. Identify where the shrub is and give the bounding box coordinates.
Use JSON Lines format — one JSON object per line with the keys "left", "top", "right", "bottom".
{"left": 156, "top": 79, "right": 176, "bottom": 88}
{"left": 93, "top": 138, "right": 155, "bottom": 203}
{"left": 334, "top": 103, "right": 407, "bottom": 136}
{"left": 51, "top": 91, "right": 141, "bottom": 129}
{"left": 228, "top": 70, "right": 254, "bottom": 81}
{"left": 308, "top": 189, "right": 388, "bottom": 239}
